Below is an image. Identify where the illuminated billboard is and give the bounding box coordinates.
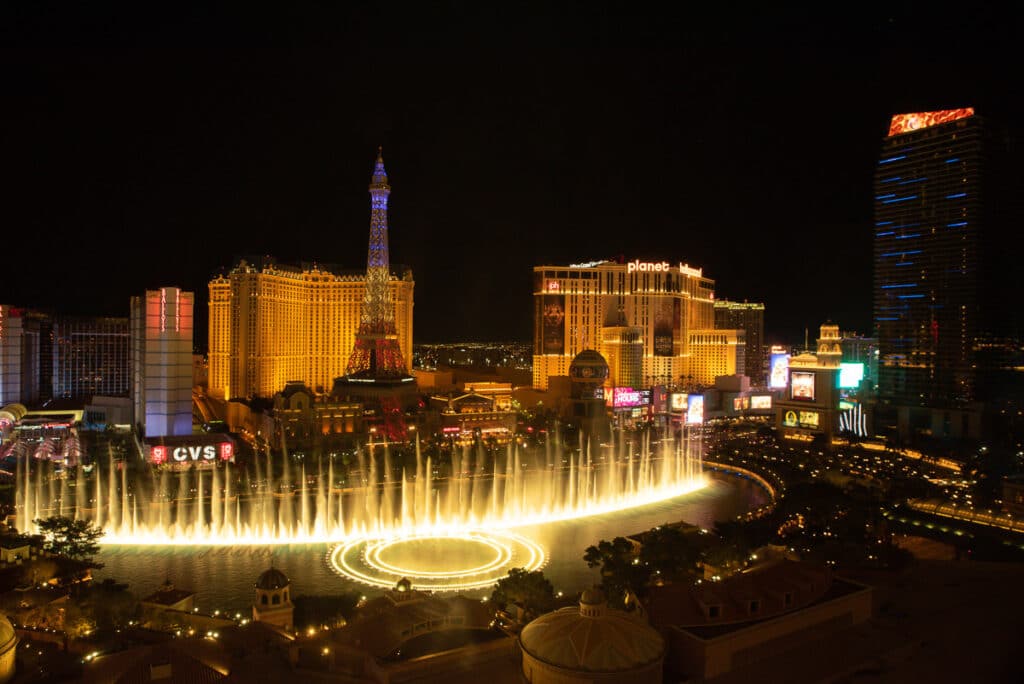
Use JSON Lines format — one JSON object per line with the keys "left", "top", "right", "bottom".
{"left": 150, "top": 440, "right": 234, "bottom": 465}
{"left": 540, "top": 294, "right": 565, "bottom": 354}
{"left": 733, "top": 397, "right": 743, "bottom": 411}
{"left": 799, "top": 411, "right": 819, "bottom": 428}
{"left": 669, "top": 393, "right": 687, "bottom": 412}
{"left": 750, "top": 395, "right": 772, "bottom": 410}
{"left": 769, "top": 353, "right": 790, "bottom": 389}
{"left": 791, "top": 372, "right": 815, "bottom": 401}
{"left": 686, "top": 394, "right": 704, "bottom": 425}
{"left": 838, "top": 362, "right": 865, "bottom": 389}
{"left": 783, "top": 410, "right": 820, "bottom": 429}
{"left": 653, "top": 298, "right": 675, "bottom": 357}
{"left": 609, "top": 387, "right": 642, "bottom": 408}
{"left": 887, "top": 108, "right": 974, "bottom": 136}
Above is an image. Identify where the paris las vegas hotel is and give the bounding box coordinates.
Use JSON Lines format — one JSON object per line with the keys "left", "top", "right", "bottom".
{"left": 207, "top": 257, "right": 414, "bottom": 400}
{"left": 532, "top": 259, "right": 745, "bottom": 390}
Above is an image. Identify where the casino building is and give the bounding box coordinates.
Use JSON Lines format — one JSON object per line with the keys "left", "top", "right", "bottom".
{"left": 207, "top": 257, "right": 414, "bottom": 400}
{"left": 532, "top": 260, "right": 743, "bottom": 391}
{"left": 774, "top": 324, "right": 843, "bottom": 441}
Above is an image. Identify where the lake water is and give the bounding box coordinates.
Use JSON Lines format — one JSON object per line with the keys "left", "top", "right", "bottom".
{"left": 94, "top": 471, "right": 767, "bottom": 615}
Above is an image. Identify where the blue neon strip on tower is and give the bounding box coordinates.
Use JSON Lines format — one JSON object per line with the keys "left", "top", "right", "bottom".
{"left": 946, "top": 192, "right": 967, "bottom": 199}
{"left": 880, "top": 250, "right": 922, "bottom": 257}
{"left": 883, "top": 195, "right": 918, "bottom": 204}
{"left": 879, "top": 155, "right": 907, "bottom": 164}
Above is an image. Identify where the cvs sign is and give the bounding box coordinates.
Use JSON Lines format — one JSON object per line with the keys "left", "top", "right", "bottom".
{"left": 151, "top": 441, "right": 234, "bottom": 465}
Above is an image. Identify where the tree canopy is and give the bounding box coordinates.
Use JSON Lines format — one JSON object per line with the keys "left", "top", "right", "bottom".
{"left": 33, "top": 516, "right": 104, "bottom": 563}
{"left": 490, "top": 567, "right": 555, "bottom": 619}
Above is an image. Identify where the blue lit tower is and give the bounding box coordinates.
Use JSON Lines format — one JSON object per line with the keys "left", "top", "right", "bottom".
{"left": 873, "top": 109, "right": 1020, "bottom": 438}
{"left": 338, "top": 149, "right": 416, "bottom": 441}
{"left": 345, "top": 148, "right": 411, "bottom": 381}
{"left": 874, "top": 109, "right": 980, "bottom": 410}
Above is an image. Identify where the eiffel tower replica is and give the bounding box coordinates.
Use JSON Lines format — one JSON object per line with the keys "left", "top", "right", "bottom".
{"left": 333, "top": 148, "right": 417, "bottom": 441}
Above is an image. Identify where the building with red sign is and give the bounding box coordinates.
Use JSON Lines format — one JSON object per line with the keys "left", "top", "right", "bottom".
{"left": 874, "top": 109, "right": 1020, "bottom": 441}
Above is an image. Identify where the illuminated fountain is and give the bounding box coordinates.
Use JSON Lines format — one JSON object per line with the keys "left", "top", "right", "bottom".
{"left": 15, "top": 427, "right": 704, "bottom": 590}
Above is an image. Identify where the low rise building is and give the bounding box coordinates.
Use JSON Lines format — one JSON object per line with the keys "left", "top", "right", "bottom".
{"left": 647, "top": 560, "right": 872, "bottom": 681}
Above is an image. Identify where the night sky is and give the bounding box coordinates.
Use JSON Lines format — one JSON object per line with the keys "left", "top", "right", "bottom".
{"left": 4, "top": 5, "right": 1021, "bottom": 348}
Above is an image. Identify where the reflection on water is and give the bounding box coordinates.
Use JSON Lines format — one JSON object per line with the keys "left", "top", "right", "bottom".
{"left": 95, "top": 472, "right": 767, "bottom": 615}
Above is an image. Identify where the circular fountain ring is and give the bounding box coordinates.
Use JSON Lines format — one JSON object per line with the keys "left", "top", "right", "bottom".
{"left": 328, "top": 529, "right": 547, "bottom": 592}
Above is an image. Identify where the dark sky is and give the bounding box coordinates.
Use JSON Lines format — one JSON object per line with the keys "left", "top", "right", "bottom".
{"left": 4, "top": 4, "right": 1021, "bottom": 348}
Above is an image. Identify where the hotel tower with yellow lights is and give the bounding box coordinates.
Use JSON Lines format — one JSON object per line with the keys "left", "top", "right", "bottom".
{"left": 208, "top": 260, "right": 413, "bottom": 400}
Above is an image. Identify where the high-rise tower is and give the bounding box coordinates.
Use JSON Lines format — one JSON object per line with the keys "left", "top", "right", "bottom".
{"left": 873, "top": 108, "right": 1020, "bottom": 440}
{"left": 344, "top": 148, "right": 412, "bottom": 381}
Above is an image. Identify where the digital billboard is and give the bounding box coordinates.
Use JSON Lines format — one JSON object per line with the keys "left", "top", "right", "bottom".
{"left": 838, "top": 362, "right": 865, "bottom": 389}
{"left": 750, "top": 395, "right": 772, "bottom": 410}
{"left": 652, "top": 387, "right": 668, "bottom": 413}
{"left": 783, "top": 410, "right": 820, "bottom": 429}
{"left": 769, "top": 353, "right": 790, "bottom": 389}
{"left": 686, "top": 394, "right": 704, "bottom": 425}
{"left": 790, "top": 371, "right": 815, "bottom": 401}
{"left": 609, "top": 387, "right": 642, "bottom": 408}
{"left": 652, "top": 298, "right": 675, "bottom": 357}
{"left": 150, "top": 440, "right": 234, "bottom": 465}
{"left": 732, "top": 397, "right": 750, "bottom": 412}
{"left": 887, "top": 108, "right": 974, "bottom": 136}
{"left": 669, "top": 393, "right": 687, "bottom": 412}
{"left": 798, "top": 410, "right": 819, "bottom": 428}
{"left": 540, "top": 294, "right": 565, "bottom": 354}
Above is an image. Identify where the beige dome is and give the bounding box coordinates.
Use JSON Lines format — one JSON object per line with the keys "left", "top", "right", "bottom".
{"left": 0, "top": 613, "right": 16, "bottom": 683}
{"left": 0, "top": 615, "right": 14, "bottom": 651}
{"left": 519, "top": 594, "right": 664, "bottom": 672}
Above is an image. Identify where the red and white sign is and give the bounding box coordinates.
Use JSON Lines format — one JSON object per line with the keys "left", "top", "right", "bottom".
{"left": 150, "top": 441, "right": 234, "bottom": 464}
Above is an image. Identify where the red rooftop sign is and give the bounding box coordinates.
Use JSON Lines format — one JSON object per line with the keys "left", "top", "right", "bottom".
{"left": 887, "top": 108, "right": 974, "bottom": 136}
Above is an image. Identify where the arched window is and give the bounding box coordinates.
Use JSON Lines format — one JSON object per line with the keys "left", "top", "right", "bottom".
{"left": 272, "top": 594, "right": 280, "bottom": 605}
{"left": 261, "top": 594, "right": 268, "bottom": 605}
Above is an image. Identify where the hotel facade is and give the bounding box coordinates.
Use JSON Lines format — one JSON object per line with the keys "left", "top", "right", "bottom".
{"left": 130, "top": 287, "right": 194, "bottom": 437}
{"left": 532, "top": 260, "right": 743, "bottom": 390}
{"left": 208, "top": 258, "right": 414, "bottom": 400}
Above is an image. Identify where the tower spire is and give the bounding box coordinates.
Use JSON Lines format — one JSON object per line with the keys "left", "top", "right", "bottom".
{"left": 344, "top": 149, "right": 410, "bottom": 382}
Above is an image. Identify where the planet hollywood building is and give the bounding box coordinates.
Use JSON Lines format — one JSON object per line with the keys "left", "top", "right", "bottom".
{"left": 532, "top": 259, "right": 744, "bottom": 392}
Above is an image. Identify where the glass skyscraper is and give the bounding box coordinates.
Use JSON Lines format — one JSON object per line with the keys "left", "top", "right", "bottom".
{"left": 874, "top": 109, "right": 1016, "bottom": 418}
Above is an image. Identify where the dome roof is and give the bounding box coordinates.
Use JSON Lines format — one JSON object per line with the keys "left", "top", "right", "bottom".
{"left": 0, "top": 614, "right": 15, "bottom": 653}
{"left": 256, "top": 567, "right": 290, "bottom": 590}
{"left": 519, "top": 594, "right": 664, "bottom": 673}
{"left": 569, "top": 350, "right": 609, "bottom": 381}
